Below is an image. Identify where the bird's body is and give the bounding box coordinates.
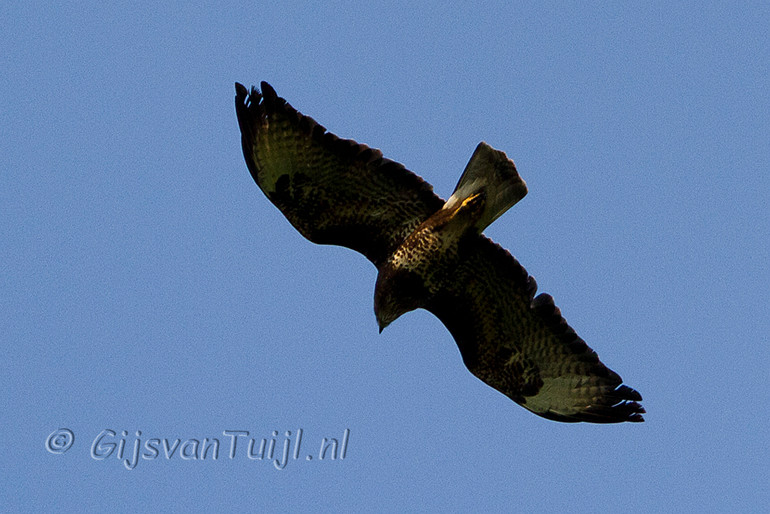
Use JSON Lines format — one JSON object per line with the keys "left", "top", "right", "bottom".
{"left": 235, "top": 81, "right": 644, "bottom": 423}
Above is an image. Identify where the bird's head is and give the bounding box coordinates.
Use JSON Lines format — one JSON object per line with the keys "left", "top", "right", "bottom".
{"left": 373, "top": 266, "right": 427, "bottom": 333}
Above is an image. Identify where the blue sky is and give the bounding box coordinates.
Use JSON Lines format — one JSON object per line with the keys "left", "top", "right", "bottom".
{"left": 2, "top": 1, "right": 768, "bottom": 512}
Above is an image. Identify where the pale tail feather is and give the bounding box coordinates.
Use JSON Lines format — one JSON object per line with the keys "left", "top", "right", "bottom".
{"left": 443, "top": 142, "right": 527, "bottom": 233}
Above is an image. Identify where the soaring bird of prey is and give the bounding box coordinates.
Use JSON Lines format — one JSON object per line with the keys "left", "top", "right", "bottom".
{"left": 235, "top": 81, "right": 644, "bottom": 423}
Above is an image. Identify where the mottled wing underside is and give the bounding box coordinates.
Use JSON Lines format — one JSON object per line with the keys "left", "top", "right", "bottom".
{"left": 235, "top": 82, "right": 444, "bottom": 266}
{"left": 427, "top": 237, "right": 644, "bottom": 423}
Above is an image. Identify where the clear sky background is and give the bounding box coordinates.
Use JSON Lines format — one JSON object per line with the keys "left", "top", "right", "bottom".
{"left": 2, "top": 1, "right": 768, "bottom": 512}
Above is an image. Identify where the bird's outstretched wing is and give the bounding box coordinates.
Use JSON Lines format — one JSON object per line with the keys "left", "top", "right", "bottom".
{"left": 235, "top": 82, "right": 444, "bottom": 267}
{"left": 427, "top": 236, "right": 645, "bottom": 423}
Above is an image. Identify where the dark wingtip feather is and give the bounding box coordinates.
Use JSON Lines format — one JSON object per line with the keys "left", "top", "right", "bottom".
{"left": 260, "top": 80, "right": 277, "bottom": 99}
{"left": 579, "top": 384, "right": 646, "bottom": 423}
{"left": 234, "top": 82, "right": 267, "bottom": 183}
{"left": 616, "top": 384, "right": 643, "bottom": 402}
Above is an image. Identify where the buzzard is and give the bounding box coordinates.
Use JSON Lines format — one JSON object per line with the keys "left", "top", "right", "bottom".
{"left": 235, "top": 81, "right": 644, "bottom": 423}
